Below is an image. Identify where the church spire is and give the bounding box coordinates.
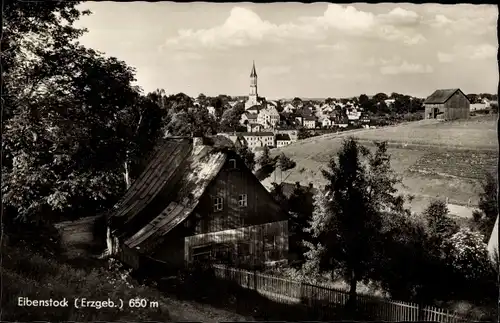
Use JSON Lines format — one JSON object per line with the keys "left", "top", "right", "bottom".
{"left": 250, "top": 60, "right": 257, "bottom": 77}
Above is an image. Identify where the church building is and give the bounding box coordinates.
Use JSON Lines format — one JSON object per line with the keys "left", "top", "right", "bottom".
{"left": 245, "top": 61, "right": 261, "bottom": 110}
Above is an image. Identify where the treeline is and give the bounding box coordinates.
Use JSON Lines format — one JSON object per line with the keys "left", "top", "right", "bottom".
{"left": 268, "top": 138, "right": 498, "bottom": 313}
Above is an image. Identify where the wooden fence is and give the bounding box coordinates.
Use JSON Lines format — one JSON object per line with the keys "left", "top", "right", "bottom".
{"left": 212, "top": 265, "right": 477, "bottom": 322}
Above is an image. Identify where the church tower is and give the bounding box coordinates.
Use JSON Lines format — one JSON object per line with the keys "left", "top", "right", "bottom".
{"left": 246, "top": 61, "right": 258, "bottom": 108}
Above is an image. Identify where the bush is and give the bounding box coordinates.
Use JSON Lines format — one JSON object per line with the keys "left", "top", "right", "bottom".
{"left": 1, "top": 244, "right": 171, "bottom": 321}
{"left": 277, "top": 153, "right": 296, "bottom": 171}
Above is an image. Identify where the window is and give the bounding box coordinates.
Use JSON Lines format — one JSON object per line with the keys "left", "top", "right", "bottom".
{"left": 263, "top": 234, "right": 277, "bottom": 251}
{"left": 229, "top": 159, "right": 236, "bottom": 168}
{"left": 213, "top": 197, "right": 223, "bottom": 212}
{"left": 238, "top": 194, "right": 248, "bottom": 207}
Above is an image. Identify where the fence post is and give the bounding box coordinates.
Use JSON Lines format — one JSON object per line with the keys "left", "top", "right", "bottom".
{"left": 418, "top": 303, "right": 424, "bottom": 321}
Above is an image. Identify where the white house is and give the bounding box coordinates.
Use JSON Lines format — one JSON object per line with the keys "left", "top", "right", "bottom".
{"left": 257, "top": 106, "right": 280, "bottom": 129}
{"left": 207, "top": 106, "right": 216, "bottom": 116}
{"left": 275, "top": 134, "right": 292, "bottom": 148}
{"left": 283, "top": 103, "right": 296, "bottom": 113}
{"left": 322, "top": 118, "right": 333, "bottom": 128}
{"left": 240, "top": 112, "right": 258, "bottom": 125}
{"left": 237, "top": 132, "right": 275, "bottom": 150}
{"left": 303, "top": 116, "right": 316, "bottom": 129}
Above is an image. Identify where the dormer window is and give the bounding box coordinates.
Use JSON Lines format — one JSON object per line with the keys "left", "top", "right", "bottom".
{"left": 229, "top": 159, "right": 237, "bottom": 169}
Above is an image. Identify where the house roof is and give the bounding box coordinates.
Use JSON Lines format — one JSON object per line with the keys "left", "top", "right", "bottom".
{"left": 108, "top": 138, "right": 231, "bottom": 253}
{"left": 424, "top": 88, "right": 469, "bottom": 104}
{"left": 236, "top": 131, "right": 274, "bottom": 137}
{"left": 246, "top": 113, "right": 258, "bottom": 119}
{"left": 275, "top": 134, "right": 291, "bottom": 141}
{"left": 247, "top": 105, "right": 264, "bottom": 112}
{"left": 303, "top": 115, "right": 316, "bottom": 121}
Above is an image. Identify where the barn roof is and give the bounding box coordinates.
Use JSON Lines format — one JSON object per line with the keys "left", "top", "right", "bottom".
{"left": 108, "top": 138, "right": 229, "bottom": 253}
{"left": 424, "top": 88, "right": 469, "bottom": 104}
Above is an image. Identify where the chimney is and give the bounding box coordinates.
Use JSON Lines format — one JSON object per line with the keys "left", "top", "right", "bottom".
{"left": 193, "top": 137, "right": 204, "bottom": 147}
{"left": 309, "top": 182, "right": 313, "bottom": 189}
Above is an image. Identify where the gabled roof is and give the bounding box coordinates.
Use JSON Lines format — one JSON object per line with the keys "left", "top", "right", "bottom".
{"left": 424, "top": 88, "right": 469, "bottom": 104}
{"left": 236, "top": 131, "right": 274, "bottom": 137}
{"left": 275, "top": 134, "right": 291, "bottom": 141}
{"left": 109, "top": 138, "right": 231, "bottom": 253}
{"left": 247, "top": 105, "right": 264, "bottom": 112}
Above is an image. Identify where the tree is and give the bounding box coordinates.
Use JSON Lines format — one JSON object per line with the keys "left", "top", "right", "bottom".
{"left": 277, "top": 153, "right": 296, "bottom": 171}
{"left": 292, "top": 97, "right": 303, "bottom": 108}
{"left": 210, "top": 97, "right": 224, "bottom": 120}
{"left": 2, "top": 3, "right": 151, "bottom": 224}
{"left": 288, "top": 183, "right": 314, "bottom": 265}
{"left": 467, "top": 93, "right": 479, "bottom": 104}
{"left": 236, "top": 146, "right": 256, "bottom": 171}
{"left": 305, "top": 138, "right": 409, "bottom": 313}
{"left": 358, "top": 94, "right": 369, "bottom": 105}
{"left": 372, "top": 93, "right": 388, "bottom": 102}
{"left": 269, "top": 182, "right": 288, "bottom": 210}
{"left": 220, "top": 105, "right": 245, "bottom": 132}
{"left": 442, "top": 228, "right": 497, "bottom": 300}
{"left": 164, "top": 107, "right": 217, "bottom": 137}
{"left": 474, "top": 172, "right": 498, "bottom": 241}
{"left": 256, "top": 146, "right": 272, "bottom": 167}
{"left": 423, "top": 200, "right": 459, "bottom": 240}
{"left": 297, "top": 127, "right": 312, "bottom": 140}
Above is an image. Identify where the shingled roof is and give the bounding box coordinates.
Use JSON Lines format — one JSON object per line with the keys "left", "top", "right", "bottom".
{"left": 424, "top": 88, "right": 469, "bottom": 104}
{"left": 108, "top": 138, "right": 230, "bottom": 254}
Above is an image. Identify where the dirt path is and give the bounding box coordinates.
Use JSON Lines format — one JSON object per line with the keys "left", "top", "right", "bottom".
{"left": 161, "top": 297, "right": 252, "bottom": 322}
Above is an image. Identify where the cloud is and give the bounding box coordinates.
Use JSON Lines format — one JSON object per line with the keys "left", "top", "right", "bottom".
{"left": 469, "top": 44, "right": 497, "bottom": 60}
{"left": 316, "top": 42, "right": 348, "bottom": 51}
{"left": 376, "top": 25, "right": 426, "bottom": 45}
{"left": 430, "top": 14, "right": 453, "bottom": 28}
{"left": 310, "top": 4, "right": 376, "bottom": 32}
{"left": 164, "top": 4, "right": 429, "bottom": 50}
{"left": 378, "top": 7, "right": 421, "bottom": 26}
{"left": 164, "top": 7, "right": 322, "bottom": 50}
{"left": 425, "top": 6, "right": 497, "bottom": 35}
{"left": 380, "top": 61, "right": 434, "bottom": 75}
{"left": 437, "top": 52, "right": 454, "bottom": 63}
{"left": 437, "top": 44, "right": 496, "bottom": 63}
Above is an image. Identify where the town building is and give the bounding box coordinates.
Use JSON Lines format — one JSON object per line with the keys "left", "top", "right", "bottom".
{"left": 303, "top": 116, "right": 317, "bottom": 129}
{"left": 257, "top": 105, "right": 280, "bottom": 129}
{"left": 275, "top": 134, "right": 292, "bottom": 148}
{"left": 246, "top": 123, "right": 263, "bottom": 133}
{"left": 424, "top": 88, "right": 470, "bottom": 120}
{"left": 106, "top": 137, "right": 289, "bottom": 270}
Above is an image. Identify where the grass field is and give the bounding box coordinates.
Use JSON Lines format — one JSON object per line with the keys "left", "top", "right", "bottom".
{"left": 267, "top": 115, "right": 498, "bottom": 215}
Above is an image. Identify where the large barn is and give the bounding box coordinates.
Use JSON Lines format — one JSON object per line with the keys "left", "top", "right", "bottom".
{"left": 424, "top": 88, "right": 470, "bottom": 120}
{"left": 106, "top": 136, "right": 289, "bottom": 271}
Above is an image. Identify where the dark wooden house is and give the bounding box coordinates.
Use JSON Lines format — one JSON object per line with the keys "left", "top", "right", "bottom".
{"left": 106, "top": 136, "right": 289, "bottom": 271}
{"left": 424, "top": 88, "right": 470, "bottom": 120}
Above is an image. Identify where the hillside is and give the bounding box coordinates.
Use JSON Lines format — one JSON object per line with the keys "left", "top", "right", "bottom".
{"left": 266, "top": 115, "right": 498, "bottom": 215}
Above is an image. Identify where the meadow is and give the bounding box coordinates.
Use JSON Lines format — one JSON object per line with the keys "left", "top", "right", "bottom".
{"left": 267, "top": 115, "right": 498, "bottom": 216}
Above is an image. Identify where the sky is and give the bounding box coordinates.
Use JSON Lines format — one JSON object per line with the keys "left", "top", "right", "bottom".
{"left": 74, "top": 2, "right": 498, "bottom": 99}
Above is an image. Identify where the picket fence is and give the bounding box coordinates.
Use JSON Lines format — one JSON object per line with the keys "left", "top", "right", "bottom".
{"left": 212, "top": 265, "right": 476, "bottom": 323}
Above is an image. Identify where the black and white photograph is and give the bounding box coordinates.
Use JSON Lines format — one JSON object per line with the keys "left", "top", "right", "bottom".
{"left": 1, "top": 1, "right": 498, "bottom": 322}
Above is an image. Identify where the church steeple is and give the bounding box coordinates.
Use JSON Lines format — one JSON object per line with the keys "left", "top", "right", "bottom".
{"left": 250, "top": 60, "right": 257, "bottom": 77}
{"left": 246, "top": 60, "right": 259, "bottom": 110}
